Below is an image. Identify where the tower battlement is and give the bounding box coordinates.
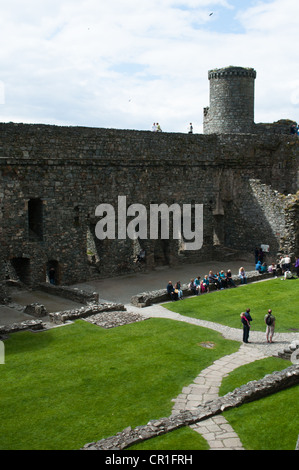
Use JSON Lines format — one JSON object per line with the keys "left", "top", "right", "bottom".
{"left": 208, "top": 66, "right": 257, "bottom": 80}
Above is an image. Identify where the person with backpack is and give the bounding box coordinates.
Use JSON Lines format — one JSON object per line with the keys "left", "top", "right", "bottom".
{"left": 264, "top": 309, "right": 276, "bottom": 343}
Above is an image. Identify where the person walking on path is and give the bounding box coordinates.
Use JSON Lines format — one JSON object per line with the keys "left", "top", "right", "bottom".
{"left": 241, "top": 308, "right": 252, "bottom": 343}
{"left": 265, "top": 309, "right": 276, "bottom": 343}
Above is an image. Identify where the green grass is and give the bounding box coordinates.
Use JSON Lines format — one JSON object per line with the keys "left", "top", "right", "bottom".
{"left": 127, "top": 426, "right": 210, "bottom": 451}
{"left": 223, "top": 386, "right": 299, "bottom": 450}
{"left": 1, "top": 278, "right": 298, "bottom": 450}
{"left": 0, "top": 318, "right": 240, "bottom": 450}
{"left": 165, "top": 278, "right": 299, "bottom": 332}
{"left": 219, "top": 357, "right": 293, "bottom": 396}
{"left": 128, "top": 357, "right": 299, "bottom": 451}
{"left": 218, "top": 358, "right": 298, "bottom": 450}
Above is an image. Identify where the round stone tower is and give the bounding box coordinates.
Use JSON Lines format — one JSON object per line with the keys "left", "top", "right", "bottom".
{"left": 203, "top": 66, "right": 257, "bottom": 134}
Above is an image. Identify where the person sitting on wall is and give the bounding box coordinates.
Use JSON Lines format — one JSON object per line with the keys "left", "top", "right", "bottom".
{"left": 255, "top": 260, "right": 262, "bottom": 272}
{"left": 268, "top": 263, "right": 277, "bottom": 277}
{"left": 200, "top": 279, "right": 207, "bottom": 293}
{"left": 203, "top": 275, "right": 210, "bottom": 293}
{"left": 175, "top": 281, "right": 183, "bottom": 300}
{"left": 167, "top": 281, "right": 178, "bottom": 300}
{"left": 295, "top": 257, "right": 299, "bottom": 277}
{"left": 188, "top": 279, "right": 198, "bottom": 295}
{"left": 260, "top": 262, "right": 268, "bottom": 273}
{"left": 208, "top": 271, "right": 221, "bottom": 289}
{"left": 194, "top": 276, "right": 201, "bottom": 293}
{"left": 239, "top": 267, "right": 247, "bottom": 284}
{"left": 226, "top": 269, "right": 236, "bottom": 287}
{"left": 218, "top": 270, "right": 228, "bottom": 288}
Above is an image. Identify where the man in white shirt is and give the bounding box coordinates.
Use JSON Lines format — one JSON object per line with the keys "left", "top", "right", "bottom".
{"left": 284, "top": 255, "right": 291, "bottom": 271}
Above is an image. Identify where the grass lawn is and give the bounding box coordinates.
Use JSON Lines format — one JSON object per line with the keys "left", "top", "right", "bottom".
{"left": 164, "top": 278, "right": 299, "bottom": 332}
{"left": 0, "top": 318, "right": 240, "bottom": 450}
{"left": 219, "top": 358, "right": 299, "bottom": 450}
{"left": 127, "top": 426, "right": 210, "bottom": 451}
{"left": 129, "top": 357, "right": 298, "bottom": 451}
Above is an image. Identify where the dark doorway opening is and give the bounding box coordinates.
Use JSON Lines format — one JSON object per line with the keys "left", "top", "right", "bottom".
{"left": 28, "top": 198, "right": 43, "bottom": 241}
{"left": 10, "top": 257, "right": 31, "bottom": 285}
{"left": 46, "top": 260, "right": 60, "bottom": 285}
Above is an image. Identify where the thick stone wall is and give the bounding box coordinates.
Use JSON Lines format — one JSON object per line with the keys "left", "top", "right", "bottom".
{"left": 0, "top": 123, "right": 298, "bottom": 285}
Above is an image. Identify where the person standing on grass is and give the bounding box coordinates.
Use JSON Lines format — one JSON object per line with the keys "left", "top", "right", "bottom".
{"left": 264, "top": 309, "right": 276, "bottom": 343}
{"left": 241, "top": 308, "right": 252, "bottom": 343}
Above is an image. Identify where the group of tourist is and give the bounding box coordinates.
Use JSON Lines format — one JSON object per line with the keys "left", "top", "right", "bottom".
{"left": 256, "top": 254, "right": 298, "bottom": 280}
{"left": 166, "top": 267, "right": 247, "bottom": 302}
{"left": 189, "top": 269, "right": 240, "bottom": 295}
{"left": 166, "top": 272, "right": 278, "bottom": 345}
{"left": 240, "top": 308, "right": 276, "bottom": 344}
{"left": 279, "top": 254, "right": 298, "bottom": 279}
{"left": 151, "top": 123, "right": 194, "bottom": 133}
{"left": 151, "top": 123, "right": 162, "bottom": 132}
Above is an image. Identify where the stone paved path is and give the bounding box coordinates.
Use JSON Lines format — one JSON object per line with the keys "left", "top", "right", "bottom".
{"left": 173, "top": 346, "right": 267, "bottom": 450}
{"left": 126, "top": 303, "right": 299, "bottom": 450}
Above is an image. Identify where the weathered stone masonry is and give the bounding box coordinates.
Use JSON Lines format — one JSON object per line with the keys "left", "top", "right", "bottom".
{"left": 0, "top": 124, "right": 298, "bottom": 286}
{"left": 0, "top": 67, "right": 298, "bottom": 286}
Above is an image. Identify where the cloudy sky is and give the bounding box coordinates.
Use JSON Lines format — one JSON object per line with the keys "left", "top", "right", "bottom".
{"left": 0, "top": 0, "right": 298, "bottom": 133}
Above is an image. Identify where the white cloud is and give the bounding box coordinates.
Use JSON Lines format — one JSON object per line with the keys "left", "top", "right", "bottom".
{"left": 0, "top": 0, "right": 298, "bottom": 132}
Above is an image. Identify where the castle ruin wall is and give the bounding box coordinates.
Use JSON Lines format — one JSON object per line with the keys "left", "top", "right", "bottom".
{"left": 0, "top": 123, "right": 298, "bottom": 286}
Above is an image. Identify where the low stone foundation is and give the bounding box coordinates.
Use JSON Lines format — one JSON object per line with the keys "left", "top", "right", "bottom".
{"left": 24, "top": 303, "right": 47, "bottom": 318}
{"left": 38, "top": 283, "right": 99, "bottom": 304}
{"left": 84, "top": 310, "right": 147, "bottom": 329}
{"left": 81, "top": 364, "right": 299, "bottom": 450}
{"left": 0, "top": 319, "right": 45, "bottom": 336}
{"left": 278, "top": 340, "right": 299, "bottom": 361}
{"left": 48, "top": 302, "right": 126, "bottom": 324}
{"left": 131, "top": 271, "right": 274, "bottom": 307}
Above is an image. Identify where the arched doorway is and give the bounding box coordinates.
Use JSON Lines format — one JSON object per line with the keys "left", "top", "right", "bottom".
{"left": 46, "top": 260, "right": 60, "bottom": 285}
